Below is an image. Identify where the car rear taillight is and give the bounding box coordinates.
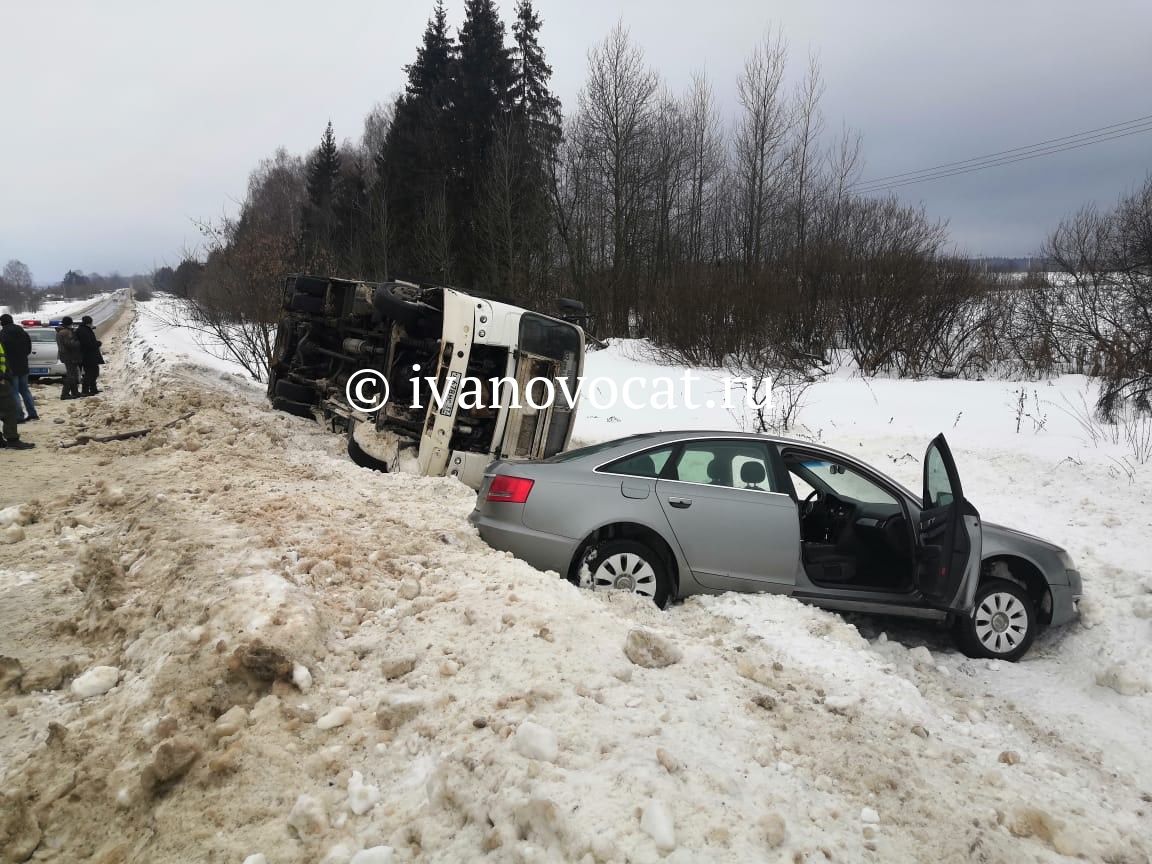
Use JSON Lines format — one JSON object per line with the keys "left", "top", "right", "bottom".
{"left": 486, "top": 475, "right": 534, "bottom": 503}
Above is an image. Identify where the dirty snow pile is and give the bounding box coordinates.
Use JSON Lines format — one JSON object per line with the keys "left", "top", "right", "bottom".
{"left": 0, "top": 306, "right": 1150, "bottom": 863}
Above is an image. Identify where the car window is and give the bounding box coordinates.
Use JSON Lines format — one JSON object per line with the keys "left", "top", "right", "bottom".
{"left": 601, "top": 446, "right": 675, "bottom": 478}
{"left": 547, "top": 434, "right": 655, "bottom": 463}
{"left": 669, "top": 441, "right": 776, "bottom": 491}
{"left": 29, "top": 330, "right": 56, "bottom": 342}
{"left": 791, "top": 458, "right": 898, "bottom": 506}
{"left": 925, "top": 446, "right": 954, "bottom": 507}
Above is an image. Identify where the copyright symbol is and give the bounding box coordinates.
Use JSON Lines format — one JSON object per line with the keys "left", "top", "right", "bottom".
{"left": 346, "top": 369, "right": 390, "bottom": 412}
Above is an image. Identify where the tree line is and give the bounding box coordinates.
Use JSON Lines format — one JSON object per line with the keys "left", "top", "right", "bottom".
{"left": 169, "top": 1, "right": 1150, "bottom": 420}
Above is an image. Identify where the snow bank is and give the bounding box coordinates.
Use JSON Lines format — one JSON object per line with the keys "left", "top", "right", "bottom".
{"left": 2, "top": 307, "right": 1150, "bottom": 863}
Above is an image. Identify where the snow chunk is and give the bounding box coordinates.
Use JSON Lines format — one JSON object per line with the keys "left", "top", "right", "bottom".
{"left": 760, "top": 812, "right": 787, "bottom": 848}
{"left": 624, "top": 628, "right": 682, "bottom": 668}
{"left": 293, "top": 662, "right": 313, "bottom": 692}
{"left": 318, "top": 706, "right": 354, "bottom": 730}
{"left": 861, "top": 807, "right": 880, "bottom": 824}
{"left": 375, "top": 694, "right": 424, "bottom": 730}
{"left": 381, "top": 655, "right": 417, "bottom": 680}
{"left": 1, "top": 525, "right": 26, "bottom": 545}
{"left": 1096, "top": 662, "right": 1151, "bottom": 696}
{"left": 350, "top": 848, "right": 395, "bottom": 864}
{"left": 242, "top": 856, "right": 267, "bottom": 864}
{"left": 0, "top": 504, "right": 36, "bottom": 528}
{"left": 347, "top": 770, "right": 380, "bottom": 815}
{"left": 908, "top": 646, "right": 935, "bottom": 670}
{"left": 288, "top": 794, "right": 328, "bottom": 837}
{"left": 640, "top": 799, "right": 676, "bottom": 851}
{"left": 71, "top": 665, "right": 120, "bottom": 698}
{"left": 513, "top": 719, "right": 559, "bottom": 762}
{"left": 1132, "top": 596, "right": 1152, "bottom": 619}
{"left": 209, "top": 705, "right": 248, "bottom": 741}
{"left": 320, "top": 843, "right": 357, "bottom": 864}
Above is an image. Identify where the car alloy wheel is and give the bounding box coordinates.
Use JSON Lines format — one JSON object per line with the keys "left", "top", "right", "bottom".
{"left": 974, "top": 592, "right": 1029, "bottom": 655}
{"left": 579, "top": 539, "right": 670, "bottom": 608}
{"left": 955, "top": 577, "right": 1037, "bottom": 661}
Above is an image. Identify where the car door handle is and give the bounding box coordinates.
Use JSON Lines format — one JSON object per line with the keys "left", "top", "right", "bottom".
{"left": 667, "top": 497, "right": 692, "bottom": 509}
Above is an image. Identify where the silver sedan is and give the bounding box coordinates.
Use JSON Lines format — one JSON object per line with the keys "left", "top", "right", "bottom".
{"left": 470, "top": 431, "right": 1081, "bottom": 661}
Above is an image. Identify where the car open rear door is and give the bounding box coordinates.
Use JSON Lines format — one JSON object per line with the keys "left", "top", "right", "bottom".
{"left": 916, "top": 434, "right": 981, "bottom": 612}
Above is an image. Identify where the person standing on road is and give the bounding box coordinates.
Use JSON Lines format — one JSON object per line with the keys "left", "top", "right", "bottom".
{"left": 0, "top": 340, "right": 36, "bottom": 449}
{"left": 0, "top": 313, "right": 38, "bottom": 421}
{"left": 56, "top": 316, "right": 82, "bottom": 400}
{"left": 76, "top": 315, "right": 103, "bottom": 396}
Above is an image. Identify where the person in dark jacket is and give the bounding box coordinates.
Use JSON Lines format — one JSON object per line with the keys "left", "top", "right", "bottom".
{"left": 0, "top": 339, "right": 35, "bottom": 449}
{"left": 0, "top": 313, "right": 38, "bottom": 421}
{"left": 56, "top": 316, "right": 82, "bottom": 400}
{"left": 76, "top": 315, "right": 103, "bottom": 396}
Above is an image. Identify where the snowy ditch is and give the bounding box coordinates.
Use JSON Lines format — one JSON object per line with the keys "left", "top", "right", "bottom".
{"left": 0, "top": 304, "right": 1149, "bottom": 862}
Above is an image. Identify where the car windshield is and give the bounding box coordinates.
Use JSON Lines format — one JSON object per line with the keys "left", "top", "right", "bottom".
{"left": 791, "top": 458, "right": 900, "bottom": 506}
{"left": 29, "top": 330, "right": 56, "bottom": 342}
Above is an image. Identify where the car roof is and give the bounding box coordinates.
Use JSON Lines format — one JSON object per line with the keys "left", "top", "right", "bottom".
{"left": 553, "top": 430, "right": 922, "bottom": 500}
{"left": 577, "top": 429, "right": 847, "bottom": 453}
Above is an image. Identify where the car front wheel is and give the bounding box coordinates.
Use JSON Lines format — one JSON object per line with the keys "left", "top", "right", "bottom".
{"left": 954, "top": 578, "right": 1037, "bottom": 662}
{"left": 576, "top": 539, "right": 671, "bottom": 609}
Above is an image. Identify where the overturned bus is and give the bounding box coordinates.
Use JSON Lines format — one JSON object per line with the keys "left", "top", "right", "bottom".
{"left": 266, "top": 275, "right": 586, "bottom": 488}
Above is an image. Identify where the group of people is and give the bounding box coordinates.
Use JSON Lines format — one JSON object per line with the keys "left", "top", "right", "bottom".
{"left": 57, "top": 314, "right": 104, "bottom": 399}
{"left": 0, "top": 312, "right": 104, "bottom": 451}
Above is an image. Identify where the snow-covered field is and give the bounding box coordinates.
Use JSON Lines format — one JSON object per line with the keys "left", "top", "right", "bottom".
{"left": 0, "top": 293, "right": 121, "bottom": 322}
{"left": 1, "top": 301, "right": 1150, "bottom": 863}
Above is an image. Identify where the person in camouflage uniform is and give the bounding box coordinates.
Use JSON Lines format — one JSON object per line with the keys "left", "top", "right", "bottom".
{"left": 56, "top": 316, "right": 82, "bottom": 400}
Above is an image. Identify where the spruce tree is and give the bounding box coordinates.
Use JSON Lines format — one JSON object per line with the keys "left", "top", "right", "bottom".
{"left": 404, "top": 0, "right": 453, "bottom": 105}
{"left": 379, "top": 1, "right": 457, "bottom": 279}
{"left": 451, "top": 0, "right": 515, "bottom": 285}
{"left": 303, "top": 122, "right": 342, "bottom": 265}
{"left": 511, "top": 0, "right": 561, "bottom": 156}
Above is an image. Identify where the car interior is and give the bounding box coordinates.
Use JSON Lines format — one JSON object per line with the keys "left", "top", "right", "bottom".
{"left": 779, "top": 450, "right": 916, "bottom": 592}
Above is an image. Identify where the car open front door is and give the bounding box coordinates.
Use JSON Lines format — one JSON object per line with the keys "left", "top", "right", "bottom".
{"left": 917, "top": 434, "right": 981, "bottom": 612}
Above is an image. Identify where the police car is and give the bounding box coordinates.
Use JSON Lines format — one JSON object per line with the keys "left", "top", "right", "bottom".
{"left": 20, "top": 319, "right": 67, "bottom": 379}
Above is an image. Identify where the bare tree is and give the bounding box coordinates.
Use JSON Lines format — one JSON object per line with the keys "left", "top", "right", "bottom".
{"left": 681, "top": 72, "right": 725, "bottom": 265}
{"left": 576, "top": 21, "right": 660, "bottom": 333}
{"left": 147, "top": 149, "right": 306, "bottom": 381}
{"left": 1040, "top": 176, "right": 1152, "bottom": 416}
{"left": 3, "top": 260, "right": 32, "bottom": 291}
{"left": 732, "top": 30, "right": 791, "bottom": 277}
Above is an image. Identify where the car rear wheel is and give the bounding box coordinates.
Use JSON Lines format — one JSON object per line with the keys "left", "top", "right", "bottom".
{"left": 577, "top": 539, "right": 671, "bottom": 609}
{"left": 953, "top": 578, "right": 1037, "bottom": 662}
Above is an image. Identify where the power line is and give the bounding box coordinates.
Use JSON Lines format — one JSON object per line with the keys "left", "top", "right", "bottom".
{"left": 852, "top": 114, "right": 1152, "bottom": 195}
{"left": 854, "top": 124, "right": 1152, "bottom": 193}
{"left": 857, "top": 113, "right": 1152, "bottom": 186}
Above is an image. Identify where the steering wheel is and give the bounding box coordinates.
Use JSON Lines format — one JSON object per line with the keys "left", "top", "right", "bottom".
{"left": 802, "top": 488, "right": 822, "bottom": 516}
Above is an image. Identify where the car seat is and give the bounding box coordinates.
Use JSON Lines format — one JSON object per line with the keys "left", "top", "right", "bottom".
{"left": 740, "top": 462, "right": 766, "bottom": 490}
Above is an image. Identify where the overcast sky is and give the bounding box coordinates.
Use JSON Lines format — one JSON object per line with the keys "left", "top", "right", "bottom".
{"left": 1, "top": 0, "right": 1149, "bottom": 284}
